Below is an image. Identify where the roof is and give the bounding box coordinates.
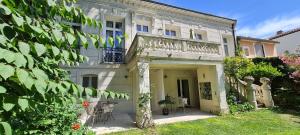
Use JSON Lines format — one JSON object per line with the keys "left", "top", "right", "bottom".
{"left": 237, "top": 36, "right": 279, "bottom": 43}
{"left": 141, "top": 0, "right": 237, "bottom": 23}
{"left": 269, "top": 27, "right": 300, "bottom": 39}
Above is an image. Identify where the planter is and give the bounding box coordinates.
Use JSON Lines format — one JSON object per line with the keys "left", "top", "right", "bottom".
{"left": 162, "top": 108, "right": 169, "bottom": 115}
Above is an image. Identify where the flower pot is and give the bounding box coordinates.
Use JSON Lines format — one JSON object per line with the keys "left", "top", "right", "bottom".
{"left": 162, "top": 108, "right": 169, "bottom": 115}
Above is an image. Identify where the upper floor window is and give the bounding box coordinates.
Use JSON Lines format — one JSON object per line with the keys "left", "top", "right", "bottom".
{"left": 242, "top": 46, "right": 250, "bottom": 57}
{"left": 195, "top": 34, "right": 203, "bottom": 40}
{"left": 106, "top": 20, "right": 123, "bottom": 48}
{"left": 82, "top": 75, "right": 98, "bottom": 89}
{"left": 255, "top": 44, "right": 265, "bottom": 57}
{"left": 165, "top": 29, "right": 176, "bottom": 37}
{"left": 223, "top": 38, "right": 229, "bottom": 56}
{"left": 136, "top": 24, "right": 149, "bottom": 32}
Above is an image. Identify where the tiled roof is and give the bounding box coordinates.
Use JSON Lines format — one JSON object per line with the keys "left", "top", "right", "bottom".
{"left": 269, "top": 27, "right": 300, "bottom": 40}
{"left": 237, "top": 36, "right": 279, "bottom": 43}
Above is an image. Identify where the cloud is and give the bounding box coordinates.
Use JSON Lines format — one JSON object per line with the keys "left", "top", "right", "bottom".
{"left": 237, "top": 15, "right": 300, "bottom": 38}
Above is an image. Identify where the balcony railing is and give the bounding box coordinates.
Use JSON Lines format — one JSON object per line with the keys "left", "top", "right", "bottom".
{"left": 126, "top": 33, "right": 223, "bottom": 62}
{"left": 102, "top": 47, "right": 125, "bottom": 64}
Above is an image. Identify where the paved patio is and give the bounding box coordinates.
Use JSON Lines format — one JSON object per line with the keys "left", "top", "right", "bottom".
{"left": 86, "top": 109, "right": 216, "bottom": 134}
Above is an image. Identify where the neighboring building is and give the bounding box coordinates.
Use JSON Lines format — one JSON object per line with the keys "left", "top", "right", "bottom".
{"left": 269, "top": 28, "right": 300, "bottom": 56}
{"left": 65, "top": 0, "right": 237, "bottom": 117}
{"left": 237, "top": 36, "right": 278, "bottom": 58}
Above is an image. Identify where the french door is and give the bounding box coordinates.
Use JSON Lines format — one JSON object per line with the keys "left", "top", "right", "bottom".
{"left": 177, "top": 79, "right": 190, "bottom": 105}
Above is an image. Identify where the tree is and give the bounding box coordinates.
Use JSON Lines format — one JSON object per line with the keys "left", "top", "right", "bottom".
{"left": 0, "top": 0, "right": 128, "bottom": 134}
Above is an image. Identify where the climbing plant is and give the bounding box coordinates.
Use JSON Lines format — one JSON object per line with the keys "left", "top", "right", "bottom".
{"left": 0, "top": 0, "right": 128, "bottom": 134}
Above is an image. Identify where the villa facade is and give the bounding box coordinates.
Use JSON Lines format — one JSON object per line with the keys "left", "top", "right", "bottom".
{"left": 65, "top": 0, "right": 237, "bottom": 117}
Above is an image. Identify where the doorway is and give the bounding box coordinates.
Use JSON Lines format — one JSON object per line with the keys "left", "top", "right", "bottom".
{"left": 177, "top": 79, "right": 190, "bottom": 105}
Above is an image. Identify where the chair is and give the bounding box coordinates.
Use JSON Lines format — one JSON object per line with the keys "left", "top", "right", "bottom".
{"left": 177, "top": 97, "right": 188, "bottom": 112}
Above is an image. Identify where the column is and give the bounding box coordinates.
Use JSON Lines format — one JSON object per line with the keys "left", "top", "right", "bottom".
{"left": 135, "top": 60, "right": 154, "bottom": 128}
{"left": 157, "top": 69, "right": 165, "bottom": 101}
{"left": 215, "top": 64, "right": 229, "bottom": 114}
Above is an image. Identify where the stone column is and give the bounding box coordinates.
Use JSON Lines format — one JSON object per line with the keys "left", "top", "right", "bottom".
{"left": 157, "top": 69, "right": 165, "bottom": 101}
{"left": 260, "top": 77, "right": 274, "bottom": 108}
{"left": 215, "top": 64, "right": 229, "bottom": 114}
{"left": 244, "top": 76, "right": 258, "bottom": 109}
{"left": 135, "top": 60, "right": 154, "bottom": 128}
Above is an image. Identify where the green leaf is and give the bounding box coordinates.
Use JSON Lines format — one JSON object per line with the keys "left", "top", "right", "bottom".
{"left": 2, "top": 50, "right": 15, "bottom": 63}
{"left": 78, "top": 32, "right": 87, "bottom": 49}
{"left": 0, "top": 122, "right": 12, "bottom": 135}
{"left": 18, "top": 41, "right": 30, "bottom": 55}
{"left": 34, "top": 43, "right": 46, "bottom": 56}
{"left": 66, "top": 33, "right": 76, "bottom": 45}
{"left": 3, "top": 102, "right": 15, "bottom": 111}
{"left": 32, "top": 68, "right": 48, "bottom": 80}
{"left": 62, "top": 50, "right": 69, "bottom": 60}
{"left": 12, "top": 14, "right": 24, "bottom": 26}
{"left": 25, "top": 55, "right": 34, "bottom": 69}
{"left": 16, "top": 68, "right": 34, "bottom": 89}
{"left": 29, "top": 25, "right": 43, "bottom": 34}
{"left": 52, "top": 29, "right": 63, "bottom": 43}
{"left": 85, "top": 88, "right": 93, "bottom": 96}
{"left": 18, "top": 98, "right": 29, "bottom": 111}
{"left": 51, "top": 46, "right": 60, "bottom": 57}
{"left": 47, "top": 0, "right": 56, "bottom": 6}
{"left": 14, "top": 53, "right": 27, "bottom": 68}
{"left": 0, "top": 86, "right": 6, "bottom": 94}
{"left": 0, "top": 4, "right": 11, "bottom": 15}
{"left": 108, "top": 37, "right": 114, "bottom": 47}
{"left": 34, "top": 80, "right": 46, "bottom": 98}
{"left": 0, "top": 63, "right": 15, "bottom": 80}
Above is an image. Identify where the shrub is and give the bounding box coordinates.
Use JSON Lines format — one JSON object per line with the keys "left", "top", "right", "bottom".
{"left": 237, "top": 62, "right": 283, "bottom": 81}
{"left": 227, "top": 92, "right": 255, "bottom": 114}
{"left": 224, "top": 57, "right": 254, "bottom": 78}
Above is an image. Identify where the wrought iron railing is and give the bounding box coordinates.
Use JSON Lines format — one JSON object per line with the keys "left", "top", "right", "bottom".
{"left": 102, "top": 47, "right": 125, "bottom": 64}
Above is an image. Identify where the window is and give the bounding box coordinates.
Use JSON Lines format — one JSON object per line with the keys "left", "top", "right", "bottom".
{"left": 242, "top": 46, "right": 250, "bottom": 57}
{"left": 200, "top": 82, "right": 212, "bottom": 100}
{"left": 165, "top": 29, "right": 176, "bottom": 37}
{"left": 195, "top": 34, "right": 202, "bottom": 40}
{"left": 106, "top": 21, "right": 123, "bottom": 48}
{"left": 255, "top": 44, "right": 265, "bottom": 57}
{"left": 223, "top": 38, "right": 229, "bottom": 56}
{"left": 82, "top": 75, "right": 98, "bottom": 89}
{"left": 136, "top": 24, "right": 149, "bottom": 32}
{"left": 166, "top": 30, "right": 176, "bottom": 37}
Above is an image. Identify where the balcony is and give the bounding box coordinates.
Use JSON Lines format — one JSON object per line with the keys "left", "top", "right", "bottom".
{"left": 102, "top": 47, "right": 125, "bottom": 64}
{"left": 126, "top": 33, "right": 223, "bottom": 62}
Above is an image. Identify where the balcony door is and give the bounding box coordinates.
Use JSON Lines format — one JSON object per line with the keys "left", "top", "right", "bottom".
{"left": 104, "top": 20, "right": 124, "bottom": 63}
{"left": 177, "top": 79, "right": 190, "bottom": 105}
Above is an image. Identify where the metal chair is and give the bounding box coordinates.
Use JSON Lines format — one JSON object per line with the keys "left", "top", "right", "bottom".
{"left": 177, "top": 97, "right": 188, "bottom": 113}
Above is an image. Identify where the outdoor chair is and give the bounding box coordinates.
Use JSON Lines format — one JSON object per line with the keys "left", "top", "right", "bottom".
{"left": 177, "top": 97, "right": 188, "bottom": 113}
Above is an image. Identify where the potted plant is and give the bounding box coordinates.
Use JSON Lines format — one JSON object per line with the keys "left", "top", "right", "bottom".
{"left": 158, "top": 95, "right": 174, "bottom": 115}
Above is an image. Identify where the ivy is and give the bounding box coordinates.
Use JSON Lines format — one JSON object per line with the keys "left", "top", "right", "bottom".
{"left": 0, "top": 0, "right": 128, "bottom": 134}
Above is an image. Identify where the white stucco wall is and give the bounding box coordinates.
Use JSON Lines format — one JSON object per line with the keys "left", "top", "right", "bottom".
{"left": 272, "top": 31, "right": 300, "bottom": 56}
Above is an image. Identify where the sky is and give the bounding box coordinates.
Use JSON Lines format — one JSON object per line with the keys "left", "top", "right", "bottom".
{"left": 157, "top": 0, "right": 300, "bottom": 38}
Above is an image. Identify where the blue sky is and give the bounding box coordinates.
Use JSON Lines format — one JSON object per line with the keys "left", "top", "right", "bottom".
{"left": 158, "top": 0, "right": 300, "bottom": 38}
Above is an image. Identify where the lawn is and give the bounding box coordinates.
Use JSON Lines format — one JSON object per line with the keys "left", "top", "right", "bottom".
{"left": 109, "top": 109, "right": 300, "bottom": 135}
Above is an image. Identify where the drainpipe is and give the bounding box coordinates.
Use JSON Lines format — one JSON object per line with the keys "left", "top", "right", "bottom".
{"left": 231, "top": 22, "right": 238, "bottom": 56}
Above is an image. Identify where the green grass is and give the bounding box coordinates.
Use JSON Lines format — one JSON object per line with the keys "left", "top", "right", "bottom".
{"left": 109, "top": 109, "right": 300, "bottom": 135}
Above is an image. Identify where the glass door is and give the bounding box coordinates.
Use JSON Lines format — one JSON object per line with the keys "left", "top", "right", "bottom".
{"left": 177, "top": 79, "right": 190, "bottom": 105}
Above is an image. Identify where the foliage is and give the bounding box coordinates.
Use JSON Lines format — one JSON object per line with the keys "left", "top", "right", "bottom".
{"left": 110, "top": 110, "right": 300, "bottom": 135}
{"left": 0, "top": 0, "right": 128, "bottom": 134}
{"left": 280, "top": 55, "right": 300, "bottom": 80}
{"left": 224, "top": 57, "right": 253, "bottom": 78}
{"left": 237, "top": 62, "right": 283, "bottom": 80}
{"left": 158, "top": 95, "right": 174, "bottom": 108}
{"left": 226, "top": 92, "right": 255, "bottom": 114}
{"left": 138, "top": 93, "right": 151, "bottom": 108}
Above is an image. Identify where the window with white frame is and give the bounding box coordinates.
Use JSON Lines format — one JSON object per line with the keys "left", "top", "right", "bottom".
{"left": 165, "top": 29, "right": 176, "bottom": 37}
{"left": 242, "top": 46, "right": 250, "bottom": 57}
{"left": 223, "top": 38, "right": 229, "bottom": 56}
{"left": 106, "top": 20, "right": 123, "bottom": 48}
{"left": 136, "top": 24, "right": 149, "bottom": 33}
{"left": 255, "top": 44, "right": 265, "bottom": 57}
{"left": 82, "top": 75, "right": 98, "bottom": 89}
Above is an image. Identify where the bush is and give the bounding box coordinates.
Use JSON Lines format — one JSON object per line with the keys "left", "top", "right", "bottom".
{"left": 224, "top": 57, "right": 254, "bottom": 78}
{"left": 227, "top": 92, "right": 255, "bottom": 114}
{"left": 237, "top": 62, "right": 283, "bottom": 81}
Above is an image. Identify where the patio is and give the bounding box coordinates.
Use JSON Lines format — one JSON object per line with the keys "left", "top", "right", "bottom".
{"left": 87, "top": 109, "right": 216, "bottom": 134}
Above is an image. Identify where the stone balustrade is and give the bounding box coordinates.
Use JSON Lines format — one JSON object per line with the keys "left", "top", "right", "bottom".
{"left": 126, "top": 33, "right": 222, "bottom": 62}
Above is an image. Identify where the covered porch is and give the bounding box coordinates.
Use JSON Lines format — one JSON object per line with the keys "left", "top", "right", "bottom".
{"left": 89, "top": 108, "right": 215, "bottom": 134}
